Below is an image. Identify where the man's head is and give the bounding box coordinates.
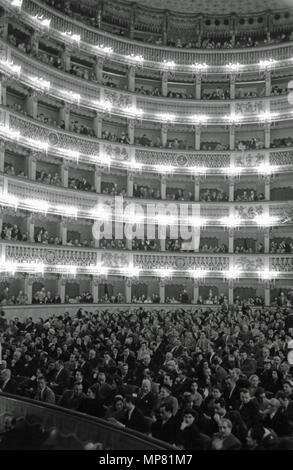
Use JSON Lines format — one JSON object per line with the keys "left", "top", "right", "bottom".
{"left": 1, "top": 368, "right": 11, "bottom": 383}
{"left": 73, "top": 383, "right": 83, "bottom": 396}
{"left": 240, "top": 388, "right": 251, "bottom": 405}
{"left": 276, "top": 391, "right": 289, "bottom": 408}
{"left": 159, "top": 403, "right": 173, "bottom": 421}
{"left": 218, "top": 418, "right": 233, "bottom": 438}
{"left": 183, "top": 410, "right": 196, "bottom": 427}
{"left": 124, "top": 394, "right": 135, "bottom": 411}
{"left": 214, "top": 398, "right": 227, "bottom": 417}
{"left": 37, "top": 375, "right": 47, "bottom": 390}
{"left": 283, "top": 380, "right": 293, "bottom": 397}
{"left": 141, "top": 379, "right": 151, "bottom": 394}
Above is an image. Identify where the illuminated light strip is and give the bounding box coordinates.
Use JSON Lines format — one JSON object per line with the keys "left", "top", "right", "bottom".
{"left": 94, "top": 45, "right": 113, "bottom": 54}
{"left": 11, "top": 0, "right": 22, "bottom": 7}
{"left": 61, "top": 31, "right": 80, "bottom": 43}
{"left": 32, "top": 14, "right": 51, "bottom": 28}
{"left": 30, "top": 76, "right": 51, "bottom": 91}
{"left": 0, "top": 59, "right": 21, "bottom": 75}
{"left": 0, "top": 261, "right": 286, "bottom": 279}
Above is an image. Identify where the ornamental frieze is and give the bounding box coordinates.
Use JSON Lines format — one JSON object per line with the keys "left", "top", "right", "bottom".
{"left": 5, "top": 244, "right": 97, "bottom": 266}
{"left": 233, "top": 256, "right": 264, "bottom": 271}
{"left": 270, "top": 151, "right": 293, "bottom": 166}
{"left": 135, "top": 150, "right": 230, "bottom": 168}
{"left": 103, "top": 89, "right": 134, "bottom": 110}
{"left": 234, "top": 152, "right": 265, "bottom": 167}
{"left": 234, "top": 205, "right": 264, "bottom": 219}
{"left": 270, "top": 257, "right": 293, "bottom": 272}
{"left": 235, "top": 101, "right": 264, "bottom": 115}
{"left": 101, "top": 143, "right": 130, "bottom": 161}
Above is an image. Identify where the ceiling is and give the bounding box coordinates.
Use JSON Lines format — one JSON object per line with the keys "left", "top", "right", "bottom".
{"left": 131, "top": 0, "right": 293, "bottom": 14}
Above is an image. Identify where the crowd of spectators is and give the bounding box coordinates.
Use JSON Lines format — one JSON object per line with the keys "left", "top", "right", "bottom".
{"left": 68, "top": 176, "right": 94, "bottom": 192}
{"left": 1, "top": 299, "right": 293, "bottom": 449}
{"left": 271, "top": 137, "right": 293, "bottom": 149}
{"left": 200, "top": 189, "right": 229, "bottom": 202}
{"left": 34, "top": 228, "right": 62, "bottom": 246}
{"left": 1, "top": 223, "right": 28, "bottom": 242}
{"left": 200, "top": 243, "right": 228, "bottom": 253}
{"left": 4, "top": 163, "right": 25, "bottom": 178}
{"left": 133, "top": 184, "right": 161, "bottom": 200}
{"left": 32, "top": 289, "right": 61, "bottom": 305}
{"left": 234, "top": 242, "right": 264, "bottom": 254}
{"left": 270, "top": 239, "right": 293, "bottom": 254}
{"left": 236, "top": 138, "right": 264, "bottom": 151}
{"left": 234, "top": 189, "right": 265, "bottom": 202}
{"left": 36, "top": 170, "right": 62, "bottom": 186}
{"left": 101, "top": 183, "right": 126, "bottom": 196}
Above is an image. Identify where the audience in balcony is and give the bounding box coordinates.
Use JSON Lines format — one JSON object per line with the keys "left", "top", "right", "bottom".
{"left": 270, "top": 137, "right": 293, "bottom": 148}
{"left": 32, "top": 289, "right": 61, "bottom": 304}
{"left": 1, "top": 223, "right": 28, "bottom": 242}
{"left": 202, "top": 88, "right": 230, "bottom": 100}
{"left": 200, "top": 142, "right": 229, "bottom": 151}
{"left": 234, "top": 241, "right": 264, "bottom": 254}
{"left": 68, "top": 176, "right": 94, "bottom": 191}
{"left": 200, "top": 189, "right": 228, "bottom": 202}
{"left": 270, "top": 239, "right": 293, "bottom": 254}
{"left": 200, "top": 243, "right": 228, "bottom": 253}
{"left": 236, "top": 138, "right": 264, "bottom": 151}
{"left": 36, "top": 170, "right": 62, "bottom": 186}
{"left": 133, "top": 184, "right": 161, "bottom": 199}
{"left": 101, "top": 182, "right": 126, "bottom": 196}
{"left": 234, "top": 189, "right": 265, "bottom": 202}
{"left": 100, "top": 237, "right": 126, "bottom": 250}
{"left": 132, "top": 238, "right": 159, "bottom": 251}
{"left": 4, "top": 163, "right": 26, "bottom": 178}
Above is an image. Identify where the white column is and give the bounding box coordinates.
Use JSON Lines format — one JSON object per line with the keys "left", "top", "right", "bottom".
{"left": 95, "top": 167, "right": 102, "bottom": 193}
{"left": 0, "top": 208, "right": 3, "bottom": 234}
{"left": 228, "top": 280, "right": 234, "bottom": 305}
{"left": 24, "top": 275, "right": 33, "bottom": 304}
{"left": 162, "top": 72, "right": 168, "bottom": 97}
{"left": 127, "top": 172, "right": 134, "bottom": 197}
{"left": 93, "top": 113, "right": 103, "bottom": 139}
{"left": 159, "top": 280, "right": 165, "bottom": 303}
{"left": 229, "top": 176, "right": 235, "bottom": 202}
{"left": 264, "top": 227, "right": 270, "bottom": 253}
{"left": 61, "top": 163, "right": 69, "bottom": 187}
{"left": 0, "top": 140, "right": 5, "bottom": 172}
{"left": 194, "top": 176, "right": 200, "bottom": 201}
{"left": 59, "top": 104, "right": 70, "bottom": 131}
{"left": 193, "top": 279, "right": 199, "bottom": 304}
{"left": 30, "top": 31, "right": 40, "bottom": 56}
{"left": 230, "top": 74, "right": 236, "bottom": 100}
{"left": 125, "top": 279, "right": 132, "bottom": 303}
{"left": 25, "top": 91, "right": 38, "bottom": 119}
{"left": 228, "top": 228, "right": 234, "bottom": 253}
{"left": 195, "top": 74, "right": 202, "bottom": 100}
{"left": 161, "top": 124, "right": 168, "bottom": 148}
{"left": 91, "top": 276, "right": 99, "bottom": 303}
{"left": 265, "top": 70, "right": 271, "bottom": 97}
{"left": 265, "top": 175, "right": 270, "bottom": 201}
{"left": 265, "top": 123, "right": 271, "bottom": 149}
{"left": 94, "top": 57, "right": 104, "bottom": 83}
{"left": 0, "top": 76, "right": 7, "bottom": 106}
{"left": 57, "top": 276, "right": 66, "bottom": 303}
{"left": 128, "top": 66, "right": 136, "bottom": 92}
{"left": 160, "top": 239, "right": 166, "bottom": 251}
{"left": 62, "top": 46, "right": 71, "bottom": 72}
{"left": 28, "top": 152, "right": 37, "bottom": 180}
{"left": 128, "top": 119, "right": 135, "bottom": 144}
{"left": 59, "top": 219, "right": 68, "bottom": 245}
{"left": 26, "top": 215, "right": 35, "bottom": 242}
{"left": 195, "top": 126, "right": 201, "bottom": 151}
{"left": 264, "top": 281, "right": 270, "bottom": 306}
{"left": 229, "top": 124, "right": 235, "bottom": 151}
{"left": 161, "top": 175, "right": 166, "bottom": 200}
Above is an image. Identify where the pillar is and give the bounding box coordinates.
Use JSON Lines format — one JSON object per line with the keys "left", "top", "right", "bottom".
{"left": 0, "top": 76, "right": 7, "bottom": 106}
{"left": 59, "top": 104, "right": 70, "bottom": 131}
{"left": 264, "top": 281, "right": 270, "bottom": 306}
{"left": 91, "top": 276, "right": 99, "bottom": 303}
{"left": 229, "top": 124, "right": 235, "bottom": 150}
{"left": 161, "top": 124, "right": 168, "bottom": 148}
{"left": 160, "top": 175, "right": 167, "bottom": 200}
{"left": 229, "top": 176, "right": 235, "bottom": 202}
{"left": 61, "top": 163, "right": 69, "bottom": 187}
{"left": 30, "top": 31, "right": 40, "bottom": 56}
{"left": 62, "top": 46, "right": 71, "bottom": 72}
{"left": 162, "top": 71, "right": 168, "bottom": 97}
{"left": 24, "top": 275, "right": 33, "bottom": 304}
{"left": 195, "top": 74, "right": 202, "bottom": 100}
{"left": 58, "top": 276, "right": 66, "bottom": 303}
{"left": 159, "top": 279, "right": 165, "bottom": 303}
{"left": 125, "top": 279, "right": 132, "bottom": 303}
{"left": 93, "top": 113, "right": 103, "bottom": 139}
{"left": 0, "top": 140, "right": 5, "bottom": 172}
{"left": 228, "top": 280, "right": 234, "bottom": 305}
{"left": 265, "top": 70, "right": 271, "bottom": 97}
{"left": 228, "top": 228, "right": 234, "bottom": 253}
{"left": 265, "top": 123, "right": 271, "bottom": 149}
{"left": 195, "top": 126, "right": 201, "bottom": 150}
{"left": 28, "top": 152, "right": 37, "bottom": 180}
{"left": 0, "top": 14, "right": 9, "bottom": 40}
{"left": 59, "top": 219, "right": 68, "bottom": 245}
{"left": 26, "top": 215, "right": 35, "bottom": 242}
{"left": 264, "top": 227, "right": 270, "bottom": 253}
{"left": 25, "top": 91, "right": 38, "bottom": 119}
{"left": 128, "top": 66, "right": 136, "bottom": 92}
{"left": 129, "top": 2, "right": 136, "bottom": 39}
{"left": 127, "top": 119, "right": 135, "bottom": 144}
{"left": 193, "top": 279, "right": 199, "bottom": 304}
{"left": 127, "top": 172, "right": 134, "bottom": 197}
{"left": 162, "top": 10, "right": 169, "bottom": 45}
{"left": 160, "top": 239, "right": 166, "bottom": 251}
{"left": 94, "top": 57, "right": 104, "bottom": 84}
{"left": 95, "top": 167, "right": 102, "bottom": 193}
{"left": 264, "top": 175, "right": 270, "bottom": 201}
{"left": 194, "top": 176, "right": 200, "bottom": 201}
{"left": 230, "top": 74, "right": 236, "bottom": 100}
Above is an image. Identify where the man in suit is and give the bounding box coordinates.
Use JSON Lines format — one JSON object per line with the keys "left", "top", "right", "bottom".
{"left": 238, "top": 388, "right": 261, "bottom": 429}
{"left": 136, "top": 379, "right": 156, "bottom": 417}
{"left": 151, "top": 403, "right": 177, "bottom": 444}
{"left": 0, "top": 369, "right": 17, "bottom": 394}
{"left": 49, "top": 360, "right": 70, "bottom": 395}
{"left": 119, "top": 395, "right": 147, "bottom": 433}
{"left": 211, "top": 418, "right": 242, "bottom": 450}
{"left": 263, "top": 397, "right": 292, "bottom": 437}
{"left": 34, "top": 376, "right": 55, "bottom": 404}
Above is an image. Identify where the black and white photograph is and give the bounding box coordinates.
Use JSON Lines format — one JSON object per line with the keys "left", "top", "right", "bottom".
{"left": 0, "top": 0, "right": 293, "bottom": 456}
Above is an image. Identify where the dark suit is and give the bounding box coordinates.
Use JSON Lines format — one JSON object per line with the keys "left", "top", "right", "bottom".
{"left": 51, "top": 367, "right": 70, "bottom": 394}
{"left": 212, "top": 432, "right": 242, "bottom": 450}
{"left": 263, "top": 409, "right": 292, "bottom": 437}
{"left": 121, "top": 407, "right": 147, "bottom": 433}
{"left": 136, "top": 392, "right": 156, "bottom": 417}
{"left": 151, "top": 416, "right": 177, "bottom": 444}
{"left": 1, "top": 379, "right": 17, "bottom": 395}
{"left": 34, "top": 386, "right": 56, "bottom": 404}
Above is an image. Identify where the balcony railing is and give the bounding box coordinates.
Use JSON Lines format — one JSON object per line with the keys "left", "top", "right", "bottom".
{"left": 0, "top": 392, "right": 172, "bottom": 450}
{"left": 2, "top": 0, "right": 293, "bottom": 72}
{"left": 1, "top": 241, "right": 293, "bottom": 277}
{"left": 2, "top": 107, "right": 293, "bottom": 174}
